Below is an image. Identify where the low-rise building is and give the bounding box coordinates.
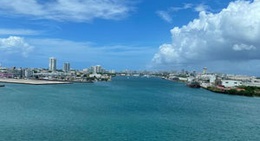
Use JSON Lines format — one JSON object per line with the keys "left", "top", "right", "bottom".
{"left": 243, "top": 78, "right": 260, "bottom": 87}
{"left": 221, "top": 80, "right": 242, "bottom": 88}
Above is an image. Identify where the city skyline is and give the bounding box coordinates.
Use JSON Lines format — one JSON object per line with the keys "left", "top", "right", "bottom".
{"left": 0, "top": 0, "right": 260, "bottom": 75}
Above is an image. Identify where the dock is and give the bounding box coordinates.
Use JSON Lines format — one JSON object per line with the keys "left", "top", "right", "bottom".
{"left": 0, "top": 78, "right": 72, "bottom": 85}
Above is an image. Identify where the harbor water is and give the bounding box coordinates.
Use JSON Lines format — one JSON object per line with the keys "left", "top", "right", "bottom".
{"left": 0, "top": 76, "right": 259, "bottom": 141}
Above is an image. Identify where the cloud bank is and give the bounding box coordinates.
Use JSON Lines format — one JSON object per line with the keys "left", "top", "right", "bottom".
{"left": 0, "top": 36, "right": 34, "bottom": 57}
{"left": 153, "top": 0, "right": 260, "bottom": 72}
{"left": 0, "top": 0, "right": 134, "bottom": 22}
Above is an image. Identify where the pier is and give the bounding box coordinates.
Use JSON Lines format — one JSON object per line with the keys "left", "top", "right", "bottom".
{"left": 0, "top": 78, "right": 71, "bottom": 85}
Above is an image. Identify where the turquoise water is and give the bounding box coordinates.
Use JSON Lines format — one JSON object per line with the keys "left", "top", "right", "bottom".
{"left": 0, "top": 76, "right": 259, "bottom": 141}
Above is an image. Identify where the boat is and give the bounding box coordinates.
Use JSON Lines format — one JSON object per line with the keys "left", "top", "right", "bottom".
{"left": 187, "top": 81, "right": 201, "bottom": 88}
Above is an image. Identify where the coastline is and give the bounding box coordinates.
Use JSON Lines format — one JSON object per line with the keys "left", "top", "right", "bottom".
{"left": 164, "top": 77, "right": 260, "bottom": 97}
{"left": 204, "top": 86, "right": 260, "bottom": 97}
{"left": 0, "top": 78, "right": 72, "bottom": 85}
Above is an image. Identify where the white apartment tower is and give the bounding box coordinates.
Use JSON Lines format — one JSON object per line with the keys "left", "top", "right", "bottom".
{"left": 63, "top": 62, "right": 70, "bottom": 73}
{"left": 49, "top": 57, "right": 57, "bottom": 72}
{"left": 91, "top": 65, "right": 102, "bottom": 74}
{"left": 203, "top": 67, "right": 207, "bottom": 74}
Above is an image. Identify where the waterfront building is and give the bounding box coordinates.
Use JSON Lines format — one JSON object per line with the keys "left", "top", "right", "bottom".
{"left": 226, "top": 74, "right": 253, "bottom": 81}
{"left": 63, "top": 62, "right": 70, "bottom": 73}
{"left": 25, "top": 69, "right": 33, "bottom": 78}
{"left": 49, "top": 57, "right": 57, "bottom": 72}
{"left": 221, "top": 80, "right": 242, "bottom": 88}
{"left": 243, "top": 78, "right": 260, "bottom": 87}
{"left": 89, "top": 73, "right": 102, "bottom": 78}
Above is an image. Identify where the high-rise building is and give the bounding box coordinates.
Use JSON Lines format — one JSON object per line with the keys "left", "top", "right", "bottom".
{"left": 91, "top": 65, "right": 103, "bottom": 74}
{"left": 96, "top": 65, "right": 101, "bottom": 73}
{"left": 63, "top": 62, "right": 70, "bottom": 73}
{"left": 203, "top": 67, "right": 207, "bottom": 74}
{"left": 49, "top": 57, "right": 57, "bottom": 72}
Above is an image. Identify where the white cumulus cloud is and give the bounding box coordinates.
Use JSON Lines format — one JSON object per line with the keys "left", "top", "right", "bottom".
{"left": 0, "top": 0, "right": 134, "bottom": 22}
{"left": 0, "top": 36, "right": 34, "bottom": 57}
{"left": 152, "top": 0, "right": 260, "bottom": 69}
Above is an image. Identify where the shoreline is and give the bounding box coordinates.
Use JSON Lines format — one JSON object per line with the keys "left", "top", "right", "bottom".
{"left": 164, "top": 78, "right": 260, "bottom": 97}
{"left": 0, "top": 78, "right": 72, "bottom": 85}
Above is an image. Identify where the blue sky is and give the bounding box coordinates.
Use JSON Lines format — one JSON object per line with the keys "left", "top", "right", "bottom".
{"left": 0, "top": 0, "right": 260, "bottom": 75}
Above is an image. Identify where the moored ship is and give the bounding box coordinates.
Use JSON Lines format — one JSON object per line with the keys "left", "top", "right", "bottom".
{"left": 187, "top": 81, "right": 201, "bottom": 88}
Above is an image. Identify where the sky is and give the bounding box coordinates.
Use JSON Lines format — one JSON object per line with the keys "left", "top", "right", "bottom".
{"left": 0, "top": 0, "right": 260, "bottom": 75}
